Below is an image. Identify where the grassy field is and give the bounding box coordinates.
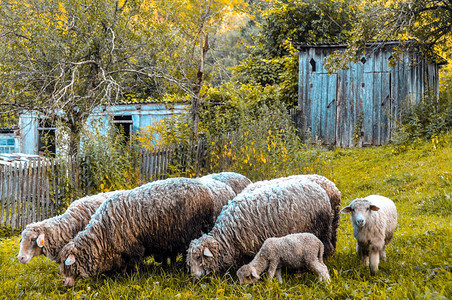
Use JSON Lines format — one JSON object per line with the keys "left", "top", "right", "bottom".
{"left": 1, "top": 134, "right": 451, "bottom": 299}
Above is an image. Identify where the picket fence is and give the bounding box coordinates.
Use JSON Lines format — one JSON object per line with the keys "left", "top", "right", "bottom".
{"left": 0, "top": 146, "right": 201, "bottom": 231}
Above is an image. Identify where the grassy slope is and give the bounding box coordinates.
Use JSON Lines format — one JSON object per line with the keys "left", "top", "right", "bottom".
{"left": 1, "top": 135, "right": 451, "bottom": 299}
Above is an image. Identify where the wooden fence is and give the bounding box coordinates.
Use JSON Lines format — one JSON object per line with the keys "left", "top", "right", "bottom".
{"left": 0, "top": 160, "right": 57, "bottom": 230}
{"left": 0, "top": 145, "right": 203, "bottom": 231}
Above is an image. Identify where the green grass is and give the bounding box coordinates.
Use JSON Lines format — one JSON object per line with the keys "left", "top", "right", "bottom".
{"left": 1, "top": 133, "right": 452, "bottom": 299}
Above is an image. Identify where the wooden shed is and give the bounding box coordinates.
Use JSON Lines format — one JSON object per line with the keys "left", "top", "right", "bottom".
{"left": 296, "top": 42, "right": 444, "bottom": 147}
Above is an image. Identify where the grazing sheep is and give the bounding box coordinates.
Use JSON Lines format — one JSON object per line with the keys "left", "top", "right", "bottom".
{"left": 198, "top": 177, "right": 240, "bottom": 218}
{"left": 341, "top": 195, "right": 397, "bottom": 275}
{"left": 201, "top": 172, "right": 252, "bottom": 195}
{"left": 243, "top": 174, "right": 341, "bottom": 250}
{"left": 59, "top": 177, "right": 236, "bottom": 287}
{"left": 186, "top": 178, "right": 334, "bottom": 279}
{"left": 17, "top": 191, "right": 117, "bottom": 264}
{"left": 236, "top": 233, "right": 330, "bottom": 284}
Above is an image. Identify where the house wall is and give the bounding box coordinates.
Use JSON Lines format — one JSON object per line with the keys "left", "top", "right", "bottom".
{"left": 298, "top": 44, "right": 440, "bottom": 147}
{"left": 19, "top": 103, "right": 186, "bottom": 155}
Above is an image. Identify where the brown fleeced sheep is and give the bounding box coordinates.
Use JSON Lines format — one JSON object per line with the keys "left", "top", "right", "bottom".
{"left": 236, "top": 233, "right": 330, "bottom": 284}
{"left": 17, "top": 191, "right": 117, "bottom": 264}
{"left": 186, "top": 177, "right": 334, "bottom": 279}
{"left": 59, "top": 177, "right": 236, "bottom": 287}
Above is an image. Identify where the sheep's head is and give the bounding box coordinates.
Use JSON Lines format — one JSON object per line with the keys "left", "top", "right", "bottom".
{"left": 59, "top": 241, "right": 88, "bottom": 287}
{"left": 186, "top": 234, "right": 220, "bottom": 279}
{"left": 236, "top": 264, "right": 260, "bottom": 284}
{"left": 17, "top": 226, "right": 45, "bottom": 264}
{"left": 341, "top": 199, "right": 379, "bottom": 228}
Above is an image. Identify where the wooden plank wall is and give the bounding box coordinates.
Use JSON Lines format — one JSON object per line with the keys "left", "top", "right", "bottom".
{"left": 298, "top": 45, "right": 440, "bottom": 147}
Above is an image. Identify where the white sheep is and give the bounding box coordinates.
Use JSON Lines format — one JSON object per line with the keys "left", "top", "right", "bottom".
{"left": 17, "top": 191, "right": 117, "bottom": 264}
{"left": 236, "top": 233, "right": 330, "bottom": 284}
{"left": 186, "top": 178, "right": 334, "bottom": 279}
{"left": 341, "top": 195, "right": 397, "bottom": 275}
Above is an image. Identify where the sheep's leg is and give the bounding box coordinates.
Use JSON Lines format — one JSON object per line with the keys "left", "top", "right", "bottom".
{"left": 275, "top": 267, "right": 283, "bottom": 284}
{"left": 369, "top": 245, "right": 380, "bottom": 275}
{"left": 380, "top": 245, "right": 387, "bottom": 262}
{"left": 266, "top": 260, "right": 279, "bottom": 282}
{"left": 308, "top": 260, "right": 331, "bottom": 283}
{"left": 357, "top": 244, "right": 369, "bottom": 266}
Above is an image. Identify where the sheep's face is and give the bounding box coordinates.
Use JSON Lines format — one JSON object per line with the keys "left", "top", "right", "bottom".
{"left": 341, "top": 199, "right": 380, "bottom": 228}
{"left": 17, "top": 228, "right": 45, "bottom": 264}
{"left": 236, "top": 265, "right": 260, "bottom": 284}
{"left": 186, "top": 235, "right": 219, "bottom": 279}
{"left": 59, "top": 242, "right": 83, "bottom": 287}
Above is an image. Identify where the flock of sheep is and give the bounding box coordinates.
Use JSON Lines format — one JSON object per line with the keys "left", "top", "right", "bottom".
{"left": 17, "top": 172, "right": 397, "bottom": 287}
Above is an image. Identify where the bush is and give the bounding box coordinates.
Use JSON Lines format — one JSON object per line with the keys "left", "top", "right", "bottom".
{"left": 137, "top": 82, "right": 332, "bottom": 181}
{"left": 391, "top": 92, "right": 452, "bottom": 151}
{"left": 79, "top": 120, "right": 141, "bottom": 193}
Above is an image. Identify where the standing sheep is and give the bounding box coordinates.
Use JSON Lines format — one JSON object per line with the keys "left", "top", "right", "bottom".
{"left": 341, "top": 195, "right": 397, "bottom": 275}
{"left": 243, "top": 174, "right": 341, "bottom": 250}
{"left": 186, "top": 178, "right": 334, "bottom": 279}
{"left": 236, "top": 233, "right": 330, "bottom": 284}
{"left": 59, "top": 177, "right": 236, "bottom": 287}
{"left": 201, "top": 172, "right": 252, "bottom": 195}
{"left": 17, "top": 191, "right": 117, "bottom": 264}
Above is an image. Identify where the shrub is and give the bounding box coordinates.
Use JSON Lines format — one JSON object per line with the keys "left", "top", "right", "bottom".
{"left": 392, "top": 92, "right": 452, "bottom": 151}
{"left": 137, "top": 82, "right": 332, "bottom": 181}
{"left": 79, "top": 119, "right": 140, "bottom": 193}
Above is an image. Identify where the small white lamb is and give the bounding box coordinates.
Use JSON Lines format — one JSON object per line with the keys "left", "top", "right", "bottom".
{"left": 341, "top": 195, "right": 397, "bottom": 275}
{"left": 236, "top": 233, "right": 330, "bottom": 284}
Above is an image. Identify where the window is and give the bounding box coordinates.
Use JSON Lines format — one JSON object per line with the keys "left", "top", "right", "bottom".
{"left": 112, "top": 115, "right": 133, "bottom": 140}
{"left": 310, "top": 58, "right": 316, "bottom": 72}
{"left": 38, "top": 118, "right": 56, "bottom": 156}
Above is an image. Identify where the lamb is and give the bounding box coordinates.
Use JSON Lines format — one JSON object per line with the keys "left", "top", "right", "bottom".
{"left": 243, "top": 174, "right": 341, "bottom": 249}
{"left": 186, "top": 177, "right": 334, "bottom": 279}
{"left": 59, "top": 177, "right": 236, "bottom": 287}
{"left": 236, "top": 233, "right": 330, "bottom": 284}
{"left": 201, "top": 172, "right": 252, "bottom": 195}
{"left": 341, "top": 195, "right": 397, "bottom": 275}
{"left": 17, "top": 191, "right": 118, "bottom": 264}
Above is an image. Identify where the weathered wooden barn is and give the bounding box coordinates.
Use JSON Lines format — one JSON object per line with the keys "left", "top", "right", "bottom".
{"left": 297, "top": 42, "right": 445, "bottom": 147}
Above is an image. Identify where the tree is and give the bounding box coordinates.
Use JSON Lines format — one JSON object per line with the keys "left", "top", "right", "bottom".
{"left": 0, "top": 0, "right": 248, "bottom": 153}
{"left": 233, "top": 0, "right": 357, "bottom": 106}
{"left": 0, "top": 0, "right": 173, "bottom": 155}
{"left": 325, "top": 0, "right": 452, "bottom": 72}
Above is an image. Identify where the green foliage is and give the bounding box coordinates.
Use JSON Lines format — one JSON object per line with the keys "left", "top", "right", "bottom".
{"left": 391, "top": 92, "right": 452, "bottom": 151}
{"left": 2, "top": 131, "right": 452, "bottom": 298}
{"left": 79, "top": 120, "right": 140, "bottom": 193}
{"left": 256, "top": 0, "right": 356, "bottom": 57}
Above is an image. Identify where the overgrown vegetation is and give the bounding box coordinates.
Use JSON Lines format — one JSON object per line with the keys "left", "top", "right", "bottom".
{"left": 1, "top": 132, "right": 451, "bottom": 299}
{"left": 391, "top": 92, "right": 452, "bottom": 149}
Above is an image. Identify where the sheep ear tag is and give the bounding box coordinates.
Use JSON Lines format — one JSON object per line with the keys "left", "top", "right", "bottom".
{"left": 36, "top": 233, "right": 45, "bottom": 248}
{"left": 65, "top": 254, "right": 76, "bottom": 266}
{"left": 203, "top": 247, "right": 213, "bottom": 257}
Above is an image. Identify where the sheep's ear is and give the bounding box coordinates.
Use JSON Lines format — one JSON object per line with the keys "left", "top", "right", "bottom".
{"left": 203, "top": 247, "right": 213, "bottom": 257}
{"left": 65, "top": 254, "right": 76, "bottom": 266}
{"left": 370, "top": 205, "right": 380, "bottom": 211}
{"left": 251, "top": 268, "right": 260, "bottom": 279}
{"left": 36, "top": 233, "right": 45, "bottom": 248}
{"left": 341, "top": 206, "right": 352, "bottom": 213}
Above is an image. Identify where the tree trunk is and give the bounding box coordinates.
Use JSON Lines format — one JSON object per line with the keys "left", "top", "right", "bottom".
{"left": 192, "top": 33, "right": 209, "bottom": 142}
